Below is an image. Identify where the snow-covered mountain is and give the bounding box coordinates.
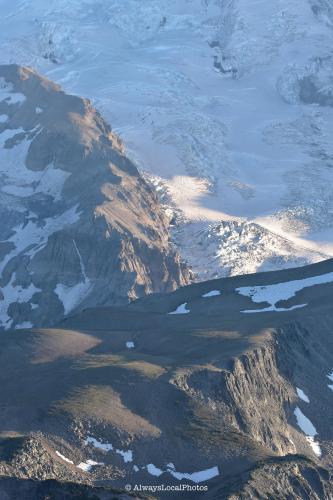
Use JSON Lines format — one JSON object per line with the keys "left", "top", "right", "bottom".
{"left": 0, "top": 64, "right": 188, "bottom": 330}
{"left": 0, "top": 0, "right": 333, "bottom": 277}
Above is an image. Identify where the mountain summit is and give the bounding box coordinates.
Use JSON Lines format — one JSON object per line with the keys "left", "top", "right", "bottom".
{"left": 0, "top": 65, "right": 189, "bottom": 330}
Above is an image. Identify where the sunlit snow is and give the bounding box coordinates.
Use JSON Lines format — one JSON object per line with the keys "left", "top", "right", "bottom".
{"left": 237, "top": 271, "right": 333, "bottom": 312}
{"left": 77, "top": 459, "right": 103, "bottom": 472}
{"left": 56, "top": 451, "right": 74, "bottom": 465}
{"left": 294, "top": 406, "right": 321, "bottom": 456}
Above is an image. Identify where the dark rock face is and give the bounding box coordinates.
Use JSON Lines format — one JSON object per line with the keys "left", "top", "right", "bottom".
{"left": 219, "top": 456, "right": 333, "bottom": 499}
{"left": 0, "top": 477, "right": 142, "bottom": 500}
{"left": 1, "top": 260, "right": 333, "bottom": 498}
{"left": 0, "top": 65, "right": 190, "bottom": 329}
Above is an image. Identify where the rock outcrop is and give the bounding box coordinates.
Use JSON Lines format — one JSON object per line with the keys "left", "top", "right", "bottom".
{"left": 0, "top": 65, "right": 189, "bottom": 329}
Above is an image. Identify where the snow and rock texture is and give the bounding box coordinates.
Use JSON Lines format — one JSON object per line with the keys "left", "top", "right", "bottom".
{"left": 1, "top": 259, "right": 333, "bottom": 497}
{"left": 0, "top": 0, "right": 333, "bottom": 277}
{"left": 0, "top": 64, "right": 189, "bottom": 329}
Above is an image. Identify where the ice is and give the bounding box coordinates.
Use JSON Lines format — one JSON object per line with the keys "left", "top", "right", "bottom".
{"left": 237, "top": 271, "right": 333, "bottom": 310}
{"left": 296, "top": 387, "right": 310, "bottom": 403}
{"left": 0, "top": 114, "right": 7, "bottom": 123}
{"left": 55, "top": 239, "right": 91, "bottom": 315}
{"left": 168, "top": 303, "right": 190, "bottom": 315}
{"left": 294, "top": 407, "right": 321, "bottom": 456}
{"left": 77, "top": 459, "right": 103, "bottom": 472}
{"left": 202, "top": 290, "right": 221, "bottom": 298}
{"left": 2, "top": 0, "right": 333, "bottom": 273}
{"left": 166, "top": 463, "right": 220, "bottom": 483}
{"left": 56, "top": 451, "right": 74, "bottom": 464}
{"left": 126, "top": 341, "right": 135, "bottom": 349}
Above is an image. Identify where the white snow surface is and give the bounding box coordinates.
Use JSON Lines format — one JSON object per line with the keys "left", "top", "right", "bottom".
{"left": 146, "top": 464, "right": 163, "bottom": 477}
{"left": 85, "top": 436, "right": 113, "bottom": 452}
{"left": 236, "top": 271, "right": 333, "bottom": 311}
{"left": 77, "top": 459, "right": 103, "bottom": 472}
{"left": 146, "top": 462, "right": 219, "bottom": 483}
{"left": 296, "top": 387, "right": 310, "bottom": 403}
{"left": 0, "top": 273, "right": 41, "bottom": 329}
{"left": 202, "top": 290, "right": 221, "bottom": 298}
{"left": 56, "top": 451, "right": 74, "bottom": 464}
{"left": 166, "top": 463, "right": 220, "bottom": 483}
{"left": 116, "top": 449, "right": 133, "bottom": 463}
{"left": 55, "top": 239, "right": 91, "bottom": 315}
{"left": 1, "top": 0, "right": 333, "bottom": 276}
{"left": 0, "top": 78, "right": 26, "bottom": 105}
{"left": 168, "top": 303, "right": 190, "bottom": 315}
{"left": 294, "top": 406, "right": 321, "bottom": 456}
{"left": 85, "top": 435, "right": 133, "bottom": 464}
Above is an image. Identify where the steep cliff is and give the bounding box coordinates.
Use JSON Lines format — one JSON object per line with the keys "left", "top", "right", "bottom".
{"left": 0, "top": 65, "right": 189, "bottom": 329}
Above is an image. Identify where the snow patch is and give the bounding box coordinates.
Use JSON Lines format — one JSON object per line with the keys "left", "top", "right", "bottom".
{"left": 237, "top": 271, "right": 333, "bottom": 310}
{"left": 55, "top": 239, "right": 91, "bottom": 315}
{"left": 85, "top": 436, "right": 113, "bottom": 452}
{"left": 0, "top": 78, "right": 25, "bottom": 105}
{"left": 166, "top": 463, "right": 220, "bottom": 483}
{"left": 294, "top": 407, "right": 321, "bottom": 456}
{"left": 242, "top": 304, "right": 307, "bottom": 314}
{"left": 202, "top": 290, "right": 221, "bottom": 298}
{"left": 168, "top": 303, "right": 190, "bottom": 315}
{"left": 116, "top": 449, "right": 133, "bottom": 463}
{"left": 296, "top": 387, "right": 310, "bottom": 403}
{"left": 0, "top": 273, "right": 40, "bottom": 329}
{"left": 146, "top": 464, "right": 163, "bottom": 477}
{"left": 126, "top": 341, "right": 135, "bottom": 349}
{"left": 77, "top": 459, "right": 103, "bottom": 472}
{"left": 56, "top": 451, "right": 74, "bottom": 465}
{"left": 85, "top": 435, "right": 132, "bottom": 464}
